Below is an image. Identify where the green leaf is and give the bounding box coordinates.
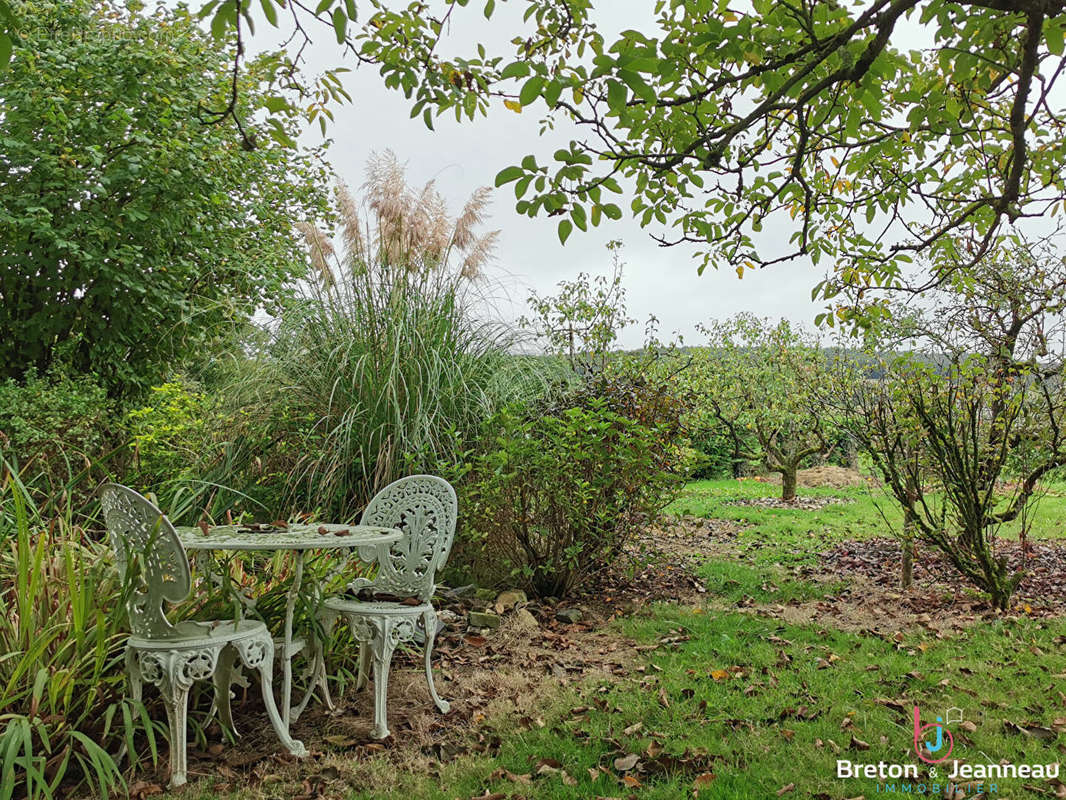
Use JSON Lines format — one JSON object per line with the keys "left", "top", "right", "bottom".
{"left": 210, "top": 2, "right": 235, "bottom": 38}
{"left": 0, "top": 33, "right": 10, "bottom": 71}
{"left": 558, "top": 218, "right": 573, "bottom": 244}
{"left": 543, "top": 79, "right": 563, "bottom": 107}
{"left": 332, "top": 7, "right": 347, "bottom": 43}
{"left": 263, "top": 95, "right": 288, "bottom": 113}
{"left": 315, "top": 0, "right": 334, "bottom": 13}
{"left": 495, "top": 165, "right": 524, "bottom": 186}
{"left": 571, "top": 204, "right": 587, "bottom": 232}
{"left": 197, "top": 0, "right": 221, "bottom": 19}
{"left": 1047, "top": 22, "right": 1064, "bottom": 56}
{"left": 619, "top": 69, "right": 655, "bottom": 102}
{"left": 259, "top": 0, "right": 278, "bottom": 26}
{"left": 500, "top": 61, "right": 531, "bottom": 80}
{"left": 519, "top": 75, "right": 545, "bottom": 106}
{"left": 265, "top": 118, "right": 296, "bottom": 147}
{"left": 606, "top": 79, "right": 627, "bottom": 112}
{"left": 484, "top": 0, "right": 495, "bottom": 19}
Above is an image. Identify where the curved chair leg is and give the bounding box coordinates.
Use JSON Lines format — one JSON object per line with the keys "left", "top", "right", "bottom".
{"left": 160, "top": 683, "right": 191, "bottom": 788}
{"left": 212, "top": 646, "right": 239, "bottom": 738}
{"left": 116, "top": 649, "right": 142, "bottom": 766}
{"left": 370, "top": 629, "right": 397, "bottom": 739}
{"left": 310, "top": 636, "right": 336, "bottom": 712}
{"left": 313, "top": 612, "right": 337, "bottom": 712}
{"left": 125, "top": 648, "right": 143, "bottom": 703}
{"left": 239, "top": 638, "right": 307, "bottom": 757}
{"left": 355, "top": 642, "right": 370, "bottom": 692}
{"left": 422, "top": 609, "right": 449, "bottom": 713}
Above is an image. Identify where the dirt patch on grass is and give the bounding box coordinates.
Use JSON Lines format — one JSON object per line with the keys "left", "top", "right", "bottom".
{"left": 568, "top": 515, "right": 748, "bottom": 611}
{"left": 758, "top": 466, "right": 869, "bottom": 489}
{"left": 727, "top": 495, "right": 851, "bottom": 510}
{"left": 721, "top": 536, "right": 1066, "bottom": 637}
{"left": 733, "top": 572, "right": 995, "bottom": 636}
{"left": 797, "top": 465, "right": 868, "bottom": 488}
{"left": 169, "top": 590, "right": 646, "bottom": 797}
{"left": 819, "top": 536, "right": 1066, "bottom": 615}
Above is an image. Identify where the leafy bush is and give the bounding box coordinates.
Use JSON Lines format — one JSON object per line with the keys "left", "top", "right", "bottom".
{"left": 0, "top": 370, "right": 120, "bottom": 509}
{"left": 0, "top": 0, "right": 330, "bottom": 396}
{"left": 687, "top": 426, "right": 754, "bottom": 479}
{"left": 125, "top": 381, "right": 216, "bottom": 489}
{"left": 460, "top": 375, "right": 688, "bottom": 598}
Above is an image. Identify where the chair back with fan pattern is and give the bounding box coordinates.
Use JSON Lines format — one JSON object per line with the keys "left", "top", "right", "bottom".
{"left": 351, "top": 475, "right": 457, "bottom": 603}
{"left": 99, "top": 483, "right": 191, "bottom": 638}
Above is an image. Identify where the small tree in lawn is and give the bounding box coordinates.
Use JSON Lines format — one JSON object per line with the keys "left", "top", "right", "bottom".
{"left": 697, "top": 315, "right": 835, "bottom": 502}
{"left": 843, "top": 245, "right": 1066, "bottom": 609}
{"left": 522, "top": 240, "right": 634, "bottom": 375}
{"left": 831, "top": 359, "right": 926, "bottom": 589}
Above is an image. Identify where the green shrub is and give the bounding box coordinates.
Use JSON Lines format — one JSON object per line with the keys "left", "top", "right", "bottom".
{"left": 460, "top": 376, "right": 688, "bottom": 597}
{"left": 687, "top": 428, "right": 743, "bottom": 479}
{"left": 0, "top": 370, "right": 120, "bottom": 507}
{"left": 0, "top": 0, "right": 330, "bottom": 397}
{"left": 125, "top": 380, "right": 216, "bottom": 488}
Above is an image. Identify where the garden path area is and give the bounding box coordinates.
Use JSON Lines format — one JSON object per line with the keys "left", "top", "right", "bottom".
{"left": 158, "top": 475, "right": 1066, "bottom": 800}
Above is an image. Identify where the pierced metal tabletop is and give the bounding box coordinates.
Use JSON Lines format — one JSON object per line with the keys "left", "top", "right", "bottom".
{"left": 173, "top": 522, "right": 402, "bottom": 728}
{"left": 175, "top": 524, "right": 401, "bottom": 551}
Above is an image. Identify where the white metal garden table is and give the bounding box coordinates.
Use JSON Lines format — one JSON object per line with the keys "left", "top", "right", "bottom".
{"left": 175, "top": 523, "right": 401, "bottom": 734}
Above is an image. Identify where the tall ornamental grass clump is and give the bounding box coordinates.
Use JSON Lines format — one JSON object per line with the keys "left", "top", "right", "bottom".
{"left": 224, "top": 152, "right": 548, "bottom": 519}
{"left": 0, "top": 468, "right": 158, "bottom": 799}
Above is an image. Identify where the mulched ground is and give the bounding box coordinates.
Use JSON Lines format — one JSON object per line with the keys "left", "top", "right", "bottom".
{"left": 146, "top": 523, "right": 719, "bottom": 798}
{"left": 127, "top": 512, "right": 1066, "bottom": 797}
{"left": 571, "top": 515, "right": 745, "bottom": 609}
{"left": 165, "top": 608, "right": 638, "bottom": 798}
{"left": 744, "top": 465, "right": 869, "bottom": 489}
{"left": 727, "top": 495, "right": 851, "bottom": 510}
{"left": 818, "top": 537, "right": 1066, "bottom": 616}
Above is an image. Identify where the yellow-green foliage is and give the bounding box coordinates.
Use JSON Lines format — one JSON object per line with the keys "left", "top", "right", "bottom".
{"left": 125, "top": 381, "right": 214, "bottom": 488}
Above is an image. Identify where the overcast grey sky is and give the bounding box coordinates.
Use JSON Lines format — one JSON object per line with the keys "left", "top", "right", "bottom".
{"left": 255, "top": 3, "right": 834, "bottom": 349}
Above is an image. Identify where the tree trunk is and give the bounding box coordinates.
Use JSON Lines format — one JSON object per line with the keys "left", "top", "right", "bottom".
{"left": 731, "top": 436, "right": 744, "bottom": 479}
{"left": 781, "top": 467, "right": 798, "bottom": 502}
{"left": 901, "top": 510, "right": 914, "bottom": 590}
{"left": 846, "top": 436, "right": 859, "bottom": 470}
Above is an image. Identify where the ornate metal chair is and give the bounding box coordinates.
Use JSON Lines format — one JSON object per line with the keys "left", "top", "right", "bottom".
{"left": 99, "top": 484, "right": 306, "bottom": 788}
{"left": 317, "top": 475, "right": 456, "bottom": 739}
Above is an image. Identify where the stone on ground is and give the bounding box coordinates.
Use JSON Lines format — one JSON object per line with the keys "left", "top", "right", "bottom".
{"left": 467, "top": 610, "right": 501, "bottom": 629}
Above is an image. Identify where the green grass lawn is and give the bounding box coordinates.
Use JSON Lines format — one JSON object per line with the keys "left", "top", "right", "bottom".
{"left": 670, "top": 478, "right": 1066, "bottom": 558}
{"left": 667, "top": 479, "right": 899, "bottom": 569}
{"left": 197, "top": 479, "right": 1066, "bottom": 799}
{"left": 353, "top": 610, "right": 1065, "bottom": 799}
